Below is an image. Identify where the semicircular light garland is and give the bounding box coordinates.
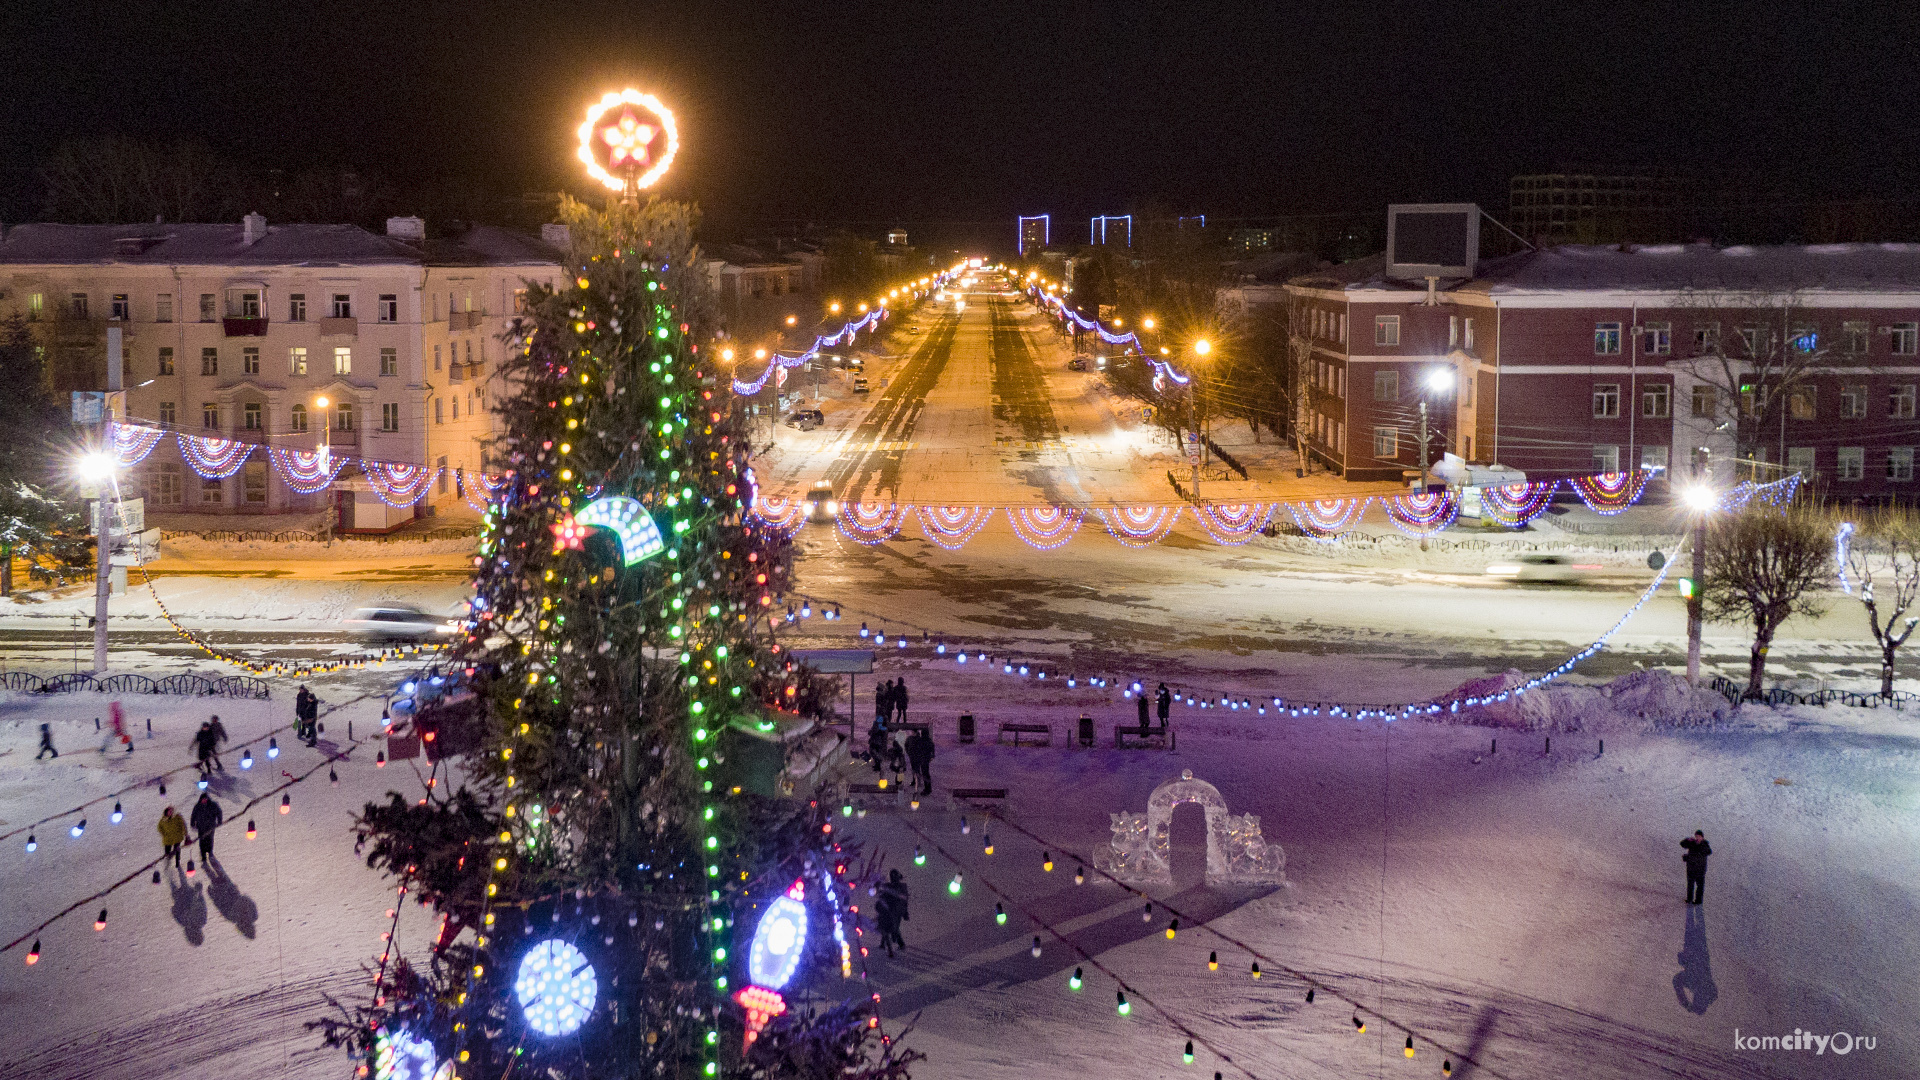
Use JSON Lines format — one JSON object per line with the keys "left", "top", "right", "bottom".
{"left": 749, "top": 495, "right": 809, "bottom": 538}
{"left": 1190, "top": 502, "right": 1272, "bottom": 546}
{"left": 268, "top": 446, "right": 350, "bottom": 494}
{"left": 1479, "top": 480, "right": 1559, "bottom": 526}
{"left": 362, "top": 462, "right": 441, "bottom": 507}
{"left": 176, "top": 434, "right": 254, "bottom": 479}
{"left": 836, "top": 502, "right": 910, "bottom": 545}
{"left": 109, "top": 423, "right": 165, "bottom": 468}
{"left": 1569, "top": 470, "right": 1649, "bottom": 514}
{"left": 1381, "top": 489, "right": 1460, "bottom": 538}
{"left": 1097, "top": 505, "right": 1183, "bottom": 547}
{"left": 1285, "top": 496, "right": 1374, "bottom": 542}
{"left": 1006, "top": 505, "right": 1084, "bottom": 550}
{"left": 917, "top": 505, "right": 995, "bottom": 550}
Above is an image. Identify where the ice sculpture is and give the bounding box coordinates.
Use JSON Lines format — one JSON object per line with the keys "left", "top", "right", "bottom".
{"left": 1093, "top": 770, "right": 1286, "bottom": 886}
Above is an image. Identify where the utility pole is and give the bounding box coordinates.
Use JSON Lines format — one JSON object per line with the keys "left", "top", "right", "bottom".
{"left": 1418, "top": 399, "right": 1431, "bottom": 493}
{"left": 92, "top": 326, "right": 123, "bottom": 672}
{"left": 1686, "top": 449, "right": 1712, "bottom": 685}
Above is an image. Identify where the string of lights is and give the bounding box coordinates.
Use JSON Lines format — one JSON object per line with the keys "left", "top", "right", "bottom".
{"left": 727, "top": 268, "right": 961, "bottom": 397}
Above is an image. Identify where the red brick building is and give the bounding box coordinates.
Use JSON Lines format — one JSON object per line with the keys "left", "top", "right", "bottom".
{"left": 1285, "top": 242, "right": 1920, "bottom": 496}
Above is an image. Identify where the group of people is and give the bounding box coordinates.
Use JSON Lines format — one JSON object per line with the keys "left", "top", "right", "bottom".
{"left": 192, "top": 716, "right": 230, "bottom": 774}
{"left": 1136, "top": 682, "right": 1173, "bottom": 730}
{"left": 874, "top": 678, "right": 911, "bottom": 724}
{"left": 864, "top": 717, "right": 935, "bottom": 795}
{"left": 156, "top": 794, "right": 226, "bottom": 872}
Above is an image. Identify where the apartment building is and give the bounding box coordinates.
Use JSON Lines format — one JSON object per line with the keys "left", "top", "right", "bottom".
{"left": 0, "top": 214, "right": 562, "bottom": 526}
{"left": 1286, "top": 242, "right": 1920, "bottom": 495}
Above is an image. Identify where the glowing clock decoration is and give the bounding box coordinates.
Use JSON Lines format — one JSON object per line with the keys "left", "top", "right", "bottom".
{"left": 515, "top": 939, "right": 598, "bottom": 1037}
{"left": 577, "top": 90, "right": 679, "bottom": 193}
{"left": 573, "top": 496, "right": 667, "bottom": 565}
{"left": 373, "top": 1026, "right": 452, "bottom": 1080}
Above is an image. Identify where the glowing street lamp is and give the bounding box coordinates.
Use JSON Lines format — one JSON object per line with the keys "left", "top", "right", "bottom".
{"left": 829, "top": 302, "right": 841, "bottom": 314}
{"left": 1142, "top": 317, "right": 1156, "bottom": 331}
{"left": 576, "top": 90, "right": 679, "bottom": 196}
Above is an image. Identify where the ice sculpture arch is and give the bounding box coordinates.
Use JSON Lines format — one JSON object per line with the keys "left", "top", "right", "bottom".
{"left": 1093, "top": 770, "right": 1286, "bottom": 886}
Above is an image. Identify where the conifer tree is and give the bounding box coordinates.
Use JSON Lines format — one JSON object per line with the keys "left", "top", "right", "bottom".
{"left": 316, "top": 197, "right": 914, "bottom": 1079}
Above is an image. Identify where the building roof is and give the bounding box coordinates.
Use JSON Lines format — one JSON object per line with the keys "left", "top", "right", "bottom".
{"left": 1289, "top": 243, "right": 1920, "bottom": 297}
{"left": 0, "top": 221, "right": 562, "bottom": 269}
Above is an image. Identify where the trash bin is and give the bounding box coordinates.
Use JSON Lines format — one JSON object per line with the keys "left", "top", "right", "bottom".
{"left": 958, "top": 714, "right": 975, "bottom": 744}
{"left": 1077, "top": 714, "right": 1094, "bottom": 747}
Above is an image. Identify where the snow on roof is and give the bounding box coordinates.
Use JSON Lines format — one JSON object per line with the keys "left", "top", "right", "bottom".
{"left": 0, "top": 221, "right": 562, "bottom": 269}
{"left": 1289, "top": 243, "right": 1920, "bottom": 296}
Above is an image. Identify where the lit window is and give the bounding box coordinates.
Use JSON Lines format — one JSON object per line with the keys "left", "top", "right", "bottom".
{"left": 158, "top": 348, "right": 175, "bottom": 376}
{"left": 1593, "top": 322, "right": 1621, "bottom": 355}
{"left": 289, "top": 347, "right": 308, "bottom": 376}
{"left": 334, "top": 347, "right": 352, "bottom": 375}
{"left": 1374, "top": 316, "right": 1399, "bottom": 347}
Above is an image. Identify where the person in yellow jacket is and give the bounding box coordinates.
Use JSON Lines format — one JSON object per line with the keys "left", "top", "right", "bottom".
{"left": 157, "top": 806, "right": 187, "bottom": 869}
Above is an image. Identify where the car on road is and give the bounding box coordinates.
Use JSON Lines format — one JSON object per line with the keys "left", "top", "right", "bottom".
{"left": 853, "top": 377, "right": 870, "bottom": 394}
{"left": 806, "top": 480, "right": 838, "bottom": 523}
{"left": 1484, "top": 555, "right": 1601, "bottom": 583}
{"left": 345, "top": 605, "right": 459, "bottom": 641}
{"left": 1066, "top": 356, "right": 1088, "bottom": 371}
{"left": 785, "top": 409, "right": 824, "bottom": 431}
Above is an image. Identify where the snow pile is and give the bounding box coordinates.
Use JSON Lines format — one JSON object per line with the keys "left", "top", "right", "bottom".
{"left": 1449, "top": 668, "right": 1732, "bottom": 732}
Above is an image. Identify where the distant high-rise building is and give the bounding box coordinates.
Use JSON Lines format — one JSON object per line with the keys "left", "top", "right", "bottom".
{"left": 1508, "top": 172, "right": 1692, "bottom": 245}
{"left": 1018, "top": 215, "right": 1050, "bottom": 255}
{"left": 1091, "top": 215, "right": 1133, "bottom": 247}
{"left": 1230, "top": 228, "right": 1275, "bottom": 254}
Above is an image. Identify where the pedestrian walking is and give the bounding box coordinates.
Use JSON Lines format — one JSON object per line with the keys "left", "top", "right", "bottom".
{"left": 189, "top": 793, "right": 223, "bottom": 864}
{"left": 1156, "top": 683, "right": 1171, "bottom": 727}
{"left": 157, "top": 806, "right": 187, "bottom": 869}
{"left": 1681, "top": 830, "right": 1712, "bottom": 905}
{"left": 904, "top": 728, "right": 935, "bottom": 796}
{"left": 35, "top": 723, "right": 58, "bottom": 760}
{"left": 296, "top": 685, "right": 320, "bottom": 746}
{"left": 867, "top": 721, "right": 889, "bottom": 774}
{"left": 875, "top": 869, "right": 910, "bottom": 957}
{"left": 192, "top": 722, "right": 218, "bottom": 774}
{"left": 207, "top": 714, "right": 228, "bottom": 771}
{"left": 107, "top": 701, "right": 132, "bottom": 754}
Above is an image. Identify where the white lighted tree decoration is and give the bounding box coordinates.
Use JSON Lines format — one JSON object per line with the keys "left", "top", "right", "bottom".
{"left": 735, "top": 878, "right": 810, "bottom": 1049}
{"left": 514, "top": 939, "right": 598, "bottom": 1037}
{"left": 576, "top": 89, "right": 679, "bottom": 193}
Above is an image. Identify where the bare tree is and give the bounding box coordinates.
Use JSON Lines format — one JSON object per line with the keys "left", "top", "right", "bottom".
{"left": 1702, "top": 506, "right": 1833, "bottom": 696}
{"left": 1843, "top": 510, "right": 1920, "bottom": 697}
{"left": 1672, "top": 290, "right": 1835, "bottom": 479}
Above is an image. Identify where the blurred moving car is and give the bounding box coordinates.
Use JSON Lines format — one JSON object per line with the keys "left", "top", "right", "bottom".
{"left": 785, "top": 409, "right": 824, "bottom": 430}
{"left": 806, "top": 480, "right": 838, "bottom": 523}
{"left": 1484, "top": 555, "right": 1601, "bottom": 583}
{"left": 345, "top": 605, "right": 459, "bottom": 641}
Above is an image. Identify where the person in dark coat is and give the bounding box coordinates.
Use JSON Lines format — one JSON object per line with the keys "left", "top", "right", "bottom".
{"left": 880, "top": 679, "right": 898, "bottom": 723}
{"left": 894, "top": 681, "right": 910, "bottom": 723}
{"left": 295, "top": 686, "right": 320, "bottom": 746}
{"left": 1156, "top": 683, "right": 1172, "bottom": 727}
{"left": 886, "top": 738, "right": 907, "bottom": 779}
{"left": 190, "top": 793, "right": 224, "bottom": 863}
{"left": 1681, "top": 830, "right": 1712, "bottom": 904}
{"left": 203, "top": 715, "right": 228, "bottom": 772}
{"left": 35, "top": 723, "right": 58, "bottom": 760}
{"left": 867, "top": 721, "right": 888, "bottom": 773}
{"left": 904, "top": 729, "right": 935, "bottom": 796}
{"left": 1136, "top": 691, "right": 1150, "bottom": 728}
{"left": 875, "top": 869, "right": 910, "bottom": 956}
{"left": 192, "top": 723, "right": 218, "bottom": 774}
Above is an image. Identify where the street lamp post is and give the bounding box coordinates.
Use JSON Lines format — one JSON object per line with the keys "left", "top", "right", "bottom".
{"left": 1418, "top": 368, "right": 1455, "bottom": 493}
{"left": 314, "top": 395, "right": 333, "bottom": 543}
{"left": 1684, "top": 452, "right": 1715, "bottom": 684}
{"left": 1190, "top": 339, "right": 1212, "bottom": 499}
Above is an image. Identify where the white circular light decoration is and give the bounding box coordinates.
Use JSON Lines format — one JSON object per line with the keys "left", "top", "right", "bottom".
{"left": 577, "top": 90, "right": 679, "bottom": 193}
{"left": 515, "top": 939, "right": 598, "bottom": 1036}
{"left": 747, "top": 880, "right": 810, "bottom": 990}
{"left": 373, "top": 1026, "right": 452, "bottom": 1080}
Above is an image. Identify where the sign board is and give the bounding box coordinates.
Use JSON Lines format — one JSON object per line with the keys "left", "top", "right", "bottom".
{"left": 71, "top": 392, "right": 105, "bottom": 425}
{"left": 1386, "top": 203, "right": 1480, "bottom": 281}
{"left": 91, "top": 497, "right": 144, "bottom": 537}
{"left": 112, "top": 527, "right": 161, "bottom": 567}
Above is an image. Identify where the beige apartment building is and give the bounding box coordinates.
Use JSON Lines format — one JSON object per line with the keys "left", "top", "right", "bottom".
{"left": 0, "top": 214, "right": 563, "bottom": 528}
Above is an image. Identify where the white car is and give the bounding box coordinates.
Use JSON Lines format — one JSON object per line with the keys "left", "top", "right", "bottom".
{"left": 1484, "top": 555, "right": 1601, "bottom": 583}
{"left": 345, "top": 605, "right": 460, "bottom": 641}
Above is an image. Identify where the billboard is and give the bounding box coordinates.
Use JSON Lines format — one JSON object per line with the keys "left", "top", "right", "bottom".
{"left": 1386, "top": 203, "right": 1479, "bottom": 281}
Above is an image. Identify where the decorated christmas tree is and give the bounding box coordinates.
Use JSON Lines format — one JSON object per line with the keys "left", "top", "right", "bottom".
{"left": 315, "top": 191, "right": 916, "bottom": 1079}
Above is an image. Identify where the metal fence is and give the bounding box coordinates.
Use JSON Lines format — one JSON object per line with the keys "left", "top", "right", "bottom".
{"left": 0, "top": 671, "right": 272, "bottom": 698}
{"left": 1704, "top": 674, "right": 1917, "bottom": 709}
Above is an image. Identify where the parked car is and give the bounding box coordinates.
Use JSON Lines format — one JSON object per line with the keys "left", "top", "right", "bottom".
{"left": 853, "top": 377, "right": 870, "bottom": 394}
{"left": 785, "top": 409, "right": 824, "bottom": 430}
{"left": 1066, "top": 356, "right": 1088, "bottom": 371}
{"left": 345, "top": 605, "right": 459, "bottom": 641}
{"left": 1484, "top": 555, "right": 1601, "bottom": 583}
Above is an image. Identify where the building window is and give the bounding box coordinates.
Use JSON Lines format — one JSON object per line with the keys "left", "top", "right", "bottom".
{"left": 1594, "top": 322, "right": 1621, "bottom": 355}
{"left": 159, "top": 401, "right": 175, "bottom": 425}
{"left": 158, "top": 347, "right": 175, "bottom": 375}
{"left": 1641, "top": 384, "right": 1670, "bottom": 418}
{"left": 1892, "top": 384, "right": 1916, "bottom": 419}
{"left": 1373, "top": 370, "right": 1399, "bottom": 401}
{"left": 378, "top": 294, "right": 398, "bottom": 322}
{"left": 201, "top": 402, "right": 219, "bottom": 429}
{"left": 434, "top": 398, "right": 445, "bottom": 424}
{"left": 1690, "top": 384, "right": 1716, "bottom": 418}
{"left": 1844, "top": 321, "right": 1869, "bottom": 354}
{"left": 148, "top": 464, "right": 182, "bottom": 506}
{"left": 1463, "top": 318, "right": 1475, "bottom": 351}
{"left": 1693, "top": 322, "right": 1720, "bottom": 355}
{"left": 289, "top": 347, "right": 308, "bottom": 376}
{"left": 1838, "top": 447, "right": 1865, "bottom": 481}
{"left": 334, "top": 402, "right": 354, "bottom": 431}
{"left": 1894, "top": 323, "right": 1919, "bottom": 356}
{"left": 155, "top": 294, "right": 173, "bottom": 323}
{"left": 290, "top": 404, "right": 308, "bottom": 433}
{"left": 1641, "top": 321, "right": 1670, "bottom": 354}
{"left": 1592, "top": 383, "right": 1621, "bottom": 418}
{"left": 1448, "top": 317, "right": 1459, "bottom": 349}
{"left": 243, "top": 461, "right": 267, "bottom": 504}
{"left": 110, "top": 294, "right": 130, "bottom": 320}
{"left": 437, "top": 456, "right": 450, "bottom": 494}
{"left": 1787, "top": 447, "right": 1815, "bottom": 475}
{"left": 242, "top": 402, "right": 261, "bottom": 430}
{"left": 380, "top": 347, "right": 398, "bottom": 376}
{"left": 1372, "top": 426, "right": 1398, "bottom": 459}
{"left": 433, "top": 344, "right": 443, "bottom": 371}
{"left": 1592, "top": 445, "right": 1620, "bottom": 473}
{"left": 334, "top": 347, "right": 352, "bottom": 375}
{"left": 289, "top": 294, "right": 306, "bottom": 322}
{"left": 228, "top": 290, "right": 261, "bottom": 318}
{"left": 70, "top": 293, "right": 89, "bottom": 319}
{"left": 381, "top": 402, "right": 400, "bottom": 432}
{"left": 201, "top": 477, "right": 223, "bottom": 504}
{"left": 451, "top": 396, "right": 459, "bottom": 419}
{"left": 329, "top": 293, "right": 351, "bottom": 319}
{"left": 199, "top": 294, "right": 216, "bottom": 321}
{"left": 242, "top": 347, "right": 260, "bottom": 375}
{"left": 1788, "top": 385, "right": 1816, "bottom": 420}
{"left": 1640, "top": 446, "right": 1669, "bottom": 472}
{"left": 201, "top": 347, "right": 218, "bottom": 376}
{"left": 26, "top": 293, "right": 43, "bottom": 321}
{"left": 513, "top": 288, "right": 528, "bottom": 313}
{"left": 1891, "top": 448, "right": 1915, "bottom": 482}
{"left": 1374, "top": 315, "right": 1400, "bottom": 346}
{"left": 1841, "top": 384, "right": 1867, "bottom": 418}
{"left": 465, "top": 341, "right": 474, "bottom": 366}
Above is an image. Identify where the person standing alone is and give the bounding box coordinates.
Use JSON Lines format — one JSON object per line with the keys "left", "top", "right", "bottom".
{"left": 157, "top": 806, "right": 187, "bottom": 869}
{"left": 875, "top": 869, "right": 910, "bottom": 957}
{"left": 1681, "top": 830, "right": 1712, "bottom": 905}
{"left": 904, "top": 727, "right": 935, "bottom": 796}
{"left": 894, "top": 680, "right": 910, "bottom": 723}
{"left": 190, "top": 793, "right": 224, "bottom": 865}
{"left": 1156, "top": 683, "right": 1172, "bottom": 728}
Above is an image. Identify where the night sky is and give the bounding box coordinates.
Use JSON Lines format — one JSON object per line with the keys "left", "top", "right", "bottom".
{"left": 7, "top": 1, "right": 1918, "bottom": 248}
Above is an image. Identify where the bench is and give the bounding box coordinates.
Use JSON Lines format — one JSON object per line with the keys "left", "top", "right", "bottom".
{"left": 998, "top": 722, "right": 1052, "bottom": 746}
{"left": 949, "top": 787, "right": 1008, "bottom": 802}
{"left": 1114, "top": 723, "right": 1172, "bottom": 749}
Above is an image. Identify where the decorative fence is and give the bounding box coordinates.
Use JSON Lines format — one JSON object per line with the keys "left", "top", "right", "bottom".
{"left": 160, "top": 526, "right": 480, "bottom": 545}
{"left": 1704, "top": 674, "right": 1917, "bottom": 709}
{"left": 0, "top": 671, "right": 272, "bottom": 698}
